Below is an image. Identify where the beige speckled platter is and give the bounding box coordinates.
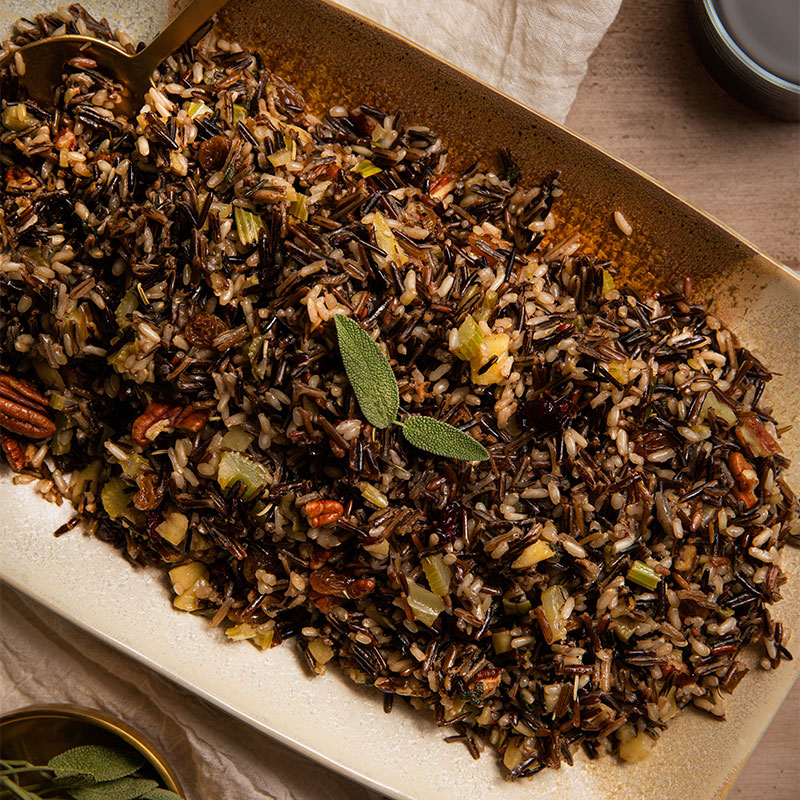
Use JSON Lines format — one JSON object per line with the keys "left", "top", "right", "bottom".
{"left": 1, "top": 1, "right": 798, "bottom": 799}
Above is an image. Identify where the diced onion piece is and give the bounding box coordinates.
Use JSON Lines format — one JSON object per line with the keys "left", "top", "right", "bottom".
{"left": 234, "top": 206, "right": 264, "bottom": 246}
{"left": 114, "top": 289, "right": 138, "bottom": 329}
{"left": 371, "top": 211, "right": 408, "bottom": 265}
{"left": 511, "top": 540, "right": 554, "bottom": 569}
{"left": 267, "top": 148, "right": 292, "bottom": 167}
{"left": 217, "top": 451, "right": 269, "bottom": 500}
{"left": 308, "top": 638, "right": 334, "bottom": 665}
{"left": 289, "top": 194, "right": 309, "bottom": 221}
{"left": 492, "top": 631, "right": 512, "bottom": 654}
{"left": 541, "top": 585, "right": 569, "bottom": 642}
{"left": 450, "top": 314, "right": 483, "bottom": 361}
{"left": 602, "top": 269, "right": 616, "bottom": 295}
{"left": 618, "top": 731, "right": 654, "bottom": 762}
{"left": 502, "top": 740, "right": 525, "bottom": 771}
{"left": 406, "top": 580, "right": 445, "bottom": 627}
{"left": 363, "top": 539, "right": 390, "bottom": 559}
{"left": 358, "top": 482, "right": 389, "bottom": 509}
{"left": 421, "top": 554, "right": 452, "bottom": 596}
{"left": 169, "top": 561, "right": 209, "bottom": 611}
{"left": 354, "top": 159, "right": 383, "bottom": 177}
{"left": 627, "top": 560, "right": 661, "bottom": 591}
{"left": 232, "top": 103, "right": 248, "bottom": 125}
{"left": 186, "top": 101, "right": 212, "bottom": 119}
{"left": 700, "top": 393, "right": 737, "bottom": 427}
{"left": 221, "top": 426, "right": 254, "bottom": 452}
{"left": 613, "top": 617, "right": 636, "bottom": 642}
{"left": 606, "top": 359, "right": 631, "bottom": 384}
{"left": 470, "top": 332, "right": 510, "bottom": 385}
{"left": 156, "top": 511, "right": 189, "bottom": 546}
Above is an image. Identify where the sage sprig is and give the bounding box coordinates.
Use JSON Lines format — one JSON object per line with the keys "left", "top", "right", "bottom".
{"left": 333, "top": 314, "right": 490, "bottom": 462}
{"left": 0, "top": 745, "right": 182, "bottom": 800}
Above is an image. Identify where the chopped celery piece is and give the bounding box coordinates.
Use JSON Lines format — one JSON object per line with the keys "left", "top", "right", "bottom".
{"left": 49, "top": 392, "right": 68, "bottom": 411}
{"left": 121, "top": 452, "right": 148, "bottom": 478}
{"left": 502, "top": 598, "right": 532, "bottom": 615}
{"left": 422, "top": 554, "right": 452, "bottom": 597}
{"left": 502, "top": 740, "right": 525, "bottom": 771}
{"left": 267, "top": 148, "right": 292, "bottom": 168}
{"left": 232, "top": 103, "right": 248, "bottom": 124}
{"left": 354, "top": 159, "right": 383, "bottom": 177}
{"left": 451, "top": 315, "right": 483, "bottom": 361}
{"left": 511, "top": 540, "right": 554, "bottom": 569}
{"left": 71, "top": 460, "right": 101, "bottom": 504}
{"left": 289, "top": 194, "right": 308, "bottom": 221}
{"left": 541, "top": 584, "right": 569, "bottom": 642}
{"left": 100, "top": 477, "right": 135, "bottom": 520}
{"left": 226, "top": 624, "right": 274, "bottom": 649}
{"left": 245, "top": 335, "right": 268, "bottom": 381}
{"left": 234, "top": 206, "right": 264, "bottom": 246}
{"left": 186, "top": 101, "right": 212, "bottom": 119}
{"left": 602, "top": 269, "right": 616, "bottom": 295}
{"left": 406, "top": 580, "right": 445, "bottom": 626}
{"left": 492, "top": 631, "right": 512, "bottom": 654}
{"left": 217, "top": 450, "right": 269, "bottom": 500}
{"left": 221, "top": 426, "right": 254, "bottom": 452}
{"left": 474, "top": 290, "right": 498, "bottom": 322}
{"left": 115, "top": 289, "right": 139, "bottom": 329}
{"left": 627, "top": 560, "right": 661, "bottom": 590}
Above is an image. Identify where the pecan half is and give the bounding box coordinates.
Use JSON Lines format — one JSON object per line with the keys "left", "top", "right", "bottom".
{"left": 0, "top": 375, "right": 55, "bottom": 439}
{"left": 735, "top": 416, "right": 782, "bottom": 459}
{"left": 0, "top": 431, "right": 29, "bottom": 471}
{"left": 728, "top": 451, "right": 760, "bottom": 509}
{"left": 132, "top": 400, "right": 209, "bottom": 444}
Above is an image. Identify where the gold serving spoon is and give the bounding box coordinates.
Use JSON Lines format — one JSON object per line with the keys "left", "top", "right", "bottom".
{"left": 1, "top": 0, "right": 229, "bottom": 115}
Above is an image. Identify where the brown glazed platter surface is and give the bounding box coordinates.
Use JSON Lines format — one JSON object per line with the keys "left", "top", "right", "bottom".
{"left": 0, "top": 1, "right": 798, "bottom": 798}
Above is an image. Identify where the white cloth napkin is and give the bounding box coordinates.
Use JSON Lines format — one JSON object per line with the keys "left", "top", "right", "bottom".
{"left": 0, "top": 1, "right": 620, "bottom": 798}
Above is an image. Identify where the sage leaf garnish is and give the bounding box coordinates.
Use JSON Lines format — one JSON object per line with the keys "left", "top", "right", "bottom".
{"left": 140, "top": 791, "right": 184, "bottom": 800}
{"left": 334, "top": 314, "right": 399, "bottom": 429}
{"left": 68, "top": 776, "right": 159, "bottom": 800}
{"left": 401, "top": 416, "right": 490, "bottom": 461}
{"left": 49, "top": 747, "right": 144, "bottom": 784}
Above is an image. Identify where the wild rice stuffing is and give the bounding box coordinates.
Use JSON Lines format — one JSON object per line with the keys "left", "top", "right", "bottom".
{"left": 1, "top": 5, "right": 798, "bottom": 777}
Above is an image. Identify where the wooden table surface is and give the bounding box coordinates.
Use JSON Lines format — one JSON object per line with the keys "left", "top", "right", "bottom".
{"left": 568, "top": 2, "right": 799, "bottom": 798}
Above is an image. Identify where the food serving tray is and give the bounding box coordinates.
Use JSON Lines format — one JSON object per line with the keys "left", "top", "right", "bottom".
{"left": 1, "top": 1, "right": 799, "bottom": 798}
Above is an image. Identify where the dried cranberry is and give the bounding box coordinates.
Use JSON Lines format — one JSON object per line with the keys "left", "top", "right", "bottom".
{"left": 350, "top": 107, "right": 378, "bottom": 137}
{"left": 438, "top": 501, "right": 464, "bottom": 541}
{"left": 146, "top": 511, "right": 164, "bottom": 541}
{"left": 517, "top": 391, "right": 576, "bottom": 433}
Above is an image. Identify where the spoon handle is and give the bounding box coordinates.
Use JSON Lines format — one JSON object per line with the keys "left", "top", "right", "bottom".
{"left": 131, "top": 0, "right": 230, "bottom": 77}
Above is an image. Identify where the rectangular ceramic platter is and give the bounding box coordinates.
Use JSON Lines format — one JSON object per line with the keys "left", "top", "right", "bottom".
{"left": 1, "top": 1, "right": 799, "bottom": 798}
